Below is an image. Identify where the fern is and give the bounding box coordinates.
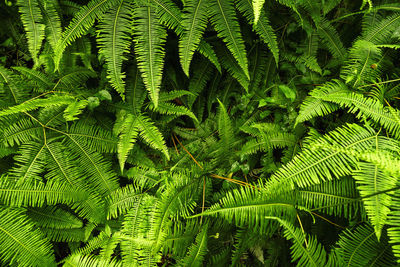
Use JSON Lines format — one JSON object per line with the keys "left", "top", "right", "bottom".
{"left": 17, "top": 0, "right": 45, "bottom": 65}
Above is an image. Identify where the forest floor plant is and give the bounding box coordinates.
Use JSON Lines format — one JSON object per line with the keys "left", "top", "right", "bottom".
{"left": 1, "top": 0, "right": 400, "bottom": 266}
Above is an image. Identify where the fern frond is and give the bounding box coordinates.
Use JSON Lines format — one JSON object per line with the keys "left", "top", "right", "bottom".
{"left": 362, "top": 12, "right": 400, "bottom": 44}
{"left": 54, "top": 0, "right": 118, "bottom": 69}
{"left": 236, "top": 0, "right": 279, "bottom": 64}
{"left": 121, "top": 194, "right": 154, "bottom": 266}
{"left": 317, "top": 90, "right": 400, "bottom": 139}
{"left": 63, "top": 254, "right": 122, "bottom": 267}
{"left": 0, "top": 207, "right": 55, "bottom": 267}
{"left": 335, "top": 224, "right": 396, "bottom": 266}
{"left": 352, "top": 162, "right": 396, "bottom": 239}
{"left": 176, "top": 226, "right": 208, "bottom": 267}
{"left": 341, "top": 40, "right": 382, "bottom": 87}
{"left": 106, "top": 184, "right": 143, "bottom": 219}
{"left": 192, "top": 186, "right": 296, "bottom": 233}
{"left": 17, "top": 0, "right": 45, "bottom": 65}
{"left": 65, "top": 137, "right": 119, "bottom": 196}
{"left": 214, "top": 44, "right": 249, "bottom": 90}
{"left": 0, "top": 65, "right": 23, "bottom": 103}
{"left": 295, "top": 80, "right": 347, "bottom": 125}
{"left": 136, "top": 114, "right": 170, "bottom": 160}
{"left": 268, "top": 124, "right": 377, "bottom": 189}
{"left": 116, "top": 112, "right": 139, "bottom": 171}
{"left": 38, "top": 0, "right": 62, "bottom": 52}
{"left": 208, "top": 0, "right": 249, "bottom": 79}
{"left": 0, "top": 177, "right": 87, "bottom": 207}
{"left": 179, "top": 0, "right": 209, "bottom": 76}
{"left": 133, "top": 1, "right": 167, "bottom": 107}
{"left": 0, "top": 94, "right": 76, "bottom": 117}
{"left": 266, "top": 217, "right": 329, "bottom": 267}
{"left": 317, "top": 18, "right": 346, "bottom": 60}
{"left": 187, "top": 58, "right": 213, "bottom": 107}
{"left": 97, "top": 0, "right": 133, "bottom": 99}
{"left": 27, "top": 206, "right": 83, "bottom": 229}
{"left": 152, "top": 101, "right": 198, "bottom": 122}
{"left": 12, "top": 66, "right": 54, "bottom": 89}
{"left": 298, "top": 177, "right": 361, "bottom": 218}
{"left": 2, "top": 117, "right": 42, "bottom": 147}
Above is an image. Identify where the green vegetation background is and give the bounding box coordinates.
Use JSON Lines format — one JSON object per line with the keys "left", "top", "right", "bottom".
{"left": 1, "top": 0, "right": 400, "bottom": 266}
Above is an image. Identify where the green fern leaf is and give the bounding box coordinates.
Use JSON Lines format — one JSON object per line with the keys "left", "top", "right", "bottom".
{"left": 176, "top": 226, "right": 208, "bottom": 267}
{"left": 317, "top": 18, "right": 346, "bottom": 60}
{"left": 27, "top": 206, "right": 83, "bottom": 229}
{"left": 116, "top": 112, "right": 140, "bottom": 171}
{"left": 97, "top": 0, "right": 133, "bottom": 99}
{"left": 54, "top": 0, "right": 118, "bottom": 69}
{"left": 38, "top": 0, "right": 62, "bottom": 52}
{"left": 179, "top": 0, "right": 209, "bottom": 76}
{"left": 136, "top": 114, "right": 170, "bottom": 160}
{"left": 266, "top": 217, "right": 329, "bottom": 267}
{"left": 133, "top": 1, "right": 167, "bottom": 107}
{"left": 17, "top": 0, "right": 45, "bottom": 65}
{"left": 353, "top": 162, "right": 397, "bottom": 240}
{"left": 208, "top": 0, "right": 249, "bottom": 79}
{"left": 252, "top": 0, "right": 266, "bottom": 24}
{"left": 0, "top": 207, "right": 56, "bottom": 267}
{"left": 236, "top": 0, "right": 279, "bottom": 65}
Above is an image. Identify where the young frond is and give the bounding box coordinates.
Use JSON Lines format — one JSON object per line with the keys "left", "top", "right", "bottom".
{"left": 17, "top": 0, "right": 45, "bottom": 65}
{"left": 133, "top": 2, "right": 167, "bottom": 107}
{"left": 0, "top": 207, "right": 56, "bottom": 267}
{"left": 97, "top": 0, "right": 133, "bottom": 99}
{"left": 207, "top": 0, "right": 249, "bottom": 79}
{"left": 179, "top": 0, "right": 209, "bottom": 76}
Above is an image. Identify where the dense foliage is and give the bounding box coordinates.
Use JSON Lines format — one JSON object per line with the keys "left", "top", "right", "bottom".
{"left": 1, "top": 0, "right": 400, "bottom": 265}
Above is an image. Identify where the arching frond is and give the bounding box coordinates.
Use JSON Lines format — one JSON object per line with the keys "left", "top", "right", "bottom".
{"left": 63, "top": 254, "right": 122, "bottom": 267}
{"left": 317, "top": 18, "right": 346, "bottom": 60}
{"left": 27, "top": 206, "right": 83, "bottom": 229}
